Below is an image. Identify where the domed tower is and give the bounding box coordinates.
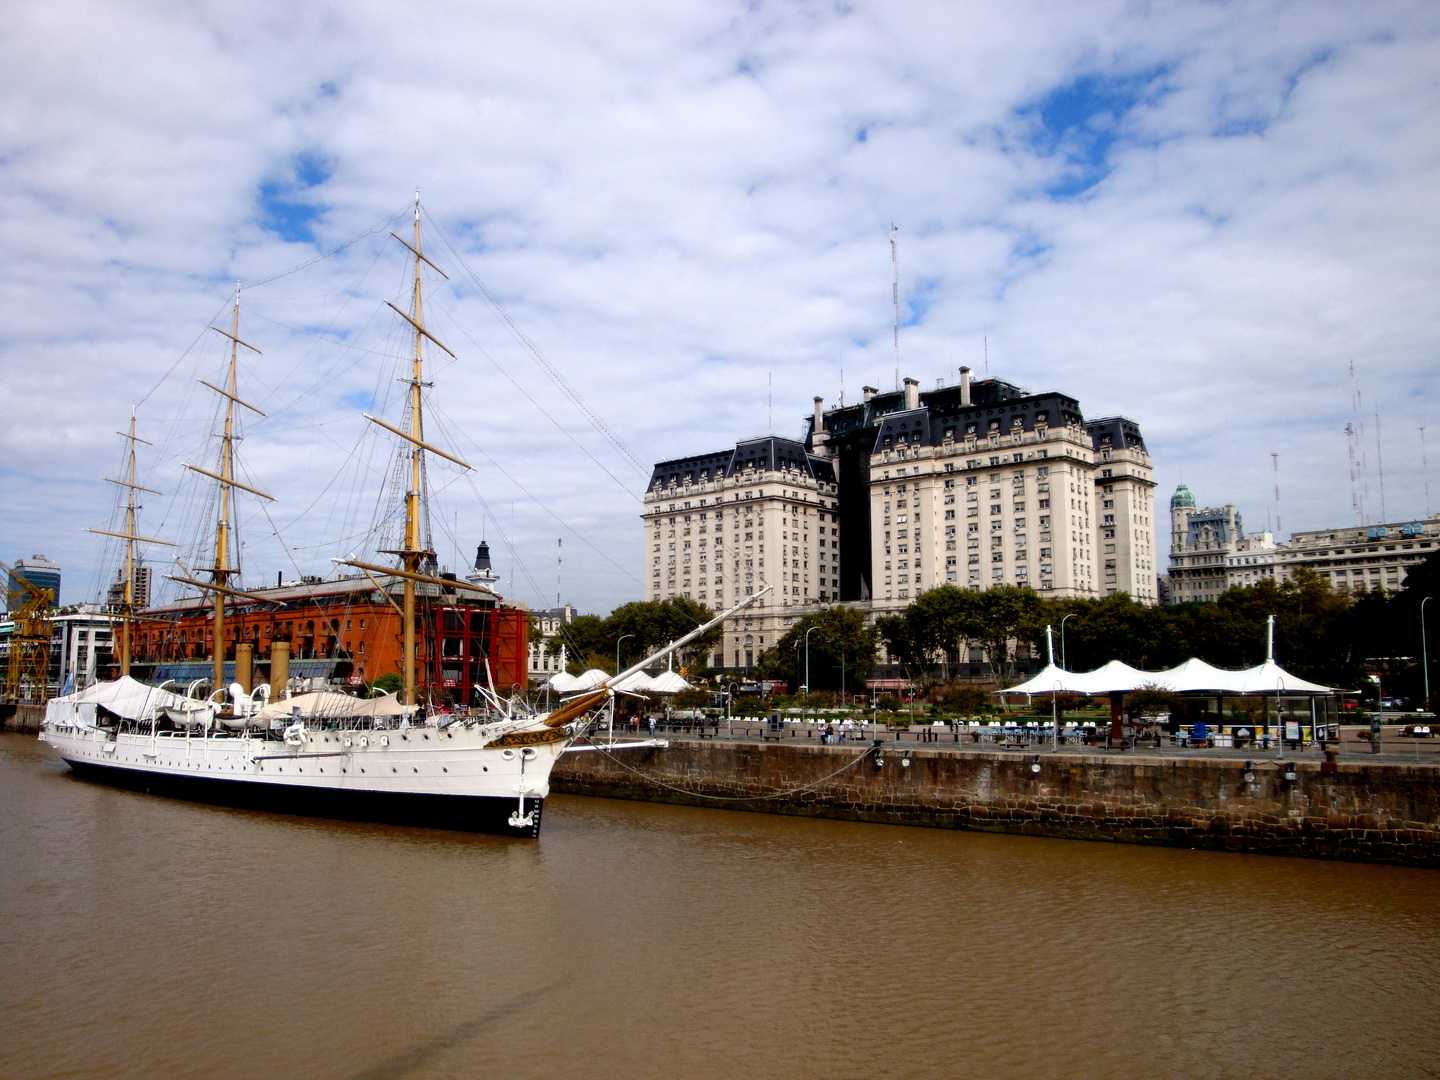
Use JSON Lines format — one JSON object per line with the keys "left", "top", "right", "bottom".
{"left": 1167, "top": 485, "right": 1196, "bottom": 602}
{"left": 1170, "top": 484, "right": 1195, "bottom": 545}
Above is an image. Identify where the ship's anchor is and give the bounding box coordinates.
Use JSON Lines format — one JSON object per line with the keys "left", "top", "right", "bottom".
{"left": 509, "top": 746, "right": 539, "bottom": 829}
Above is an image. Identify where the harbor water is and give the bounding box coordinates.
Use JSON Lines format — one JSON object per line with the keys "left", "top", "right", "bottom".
{"left": 3, "top": 732, "right": 1439, "bottom": 1079}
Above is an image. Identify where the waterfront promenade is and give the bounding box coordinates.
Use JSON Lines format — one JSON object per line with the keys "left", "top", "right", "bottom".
{"left": 555, "top": 723, "right": 1440, "bottom": 866}
{"left": 603, "top": 717, "right": 1440, "bottom": 766}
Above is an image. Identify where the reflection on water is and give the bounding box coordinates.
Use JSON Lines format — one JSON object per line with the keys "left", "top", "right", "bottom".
{"left": 3, "top": 733, "right": 1439, "bottom": 1080}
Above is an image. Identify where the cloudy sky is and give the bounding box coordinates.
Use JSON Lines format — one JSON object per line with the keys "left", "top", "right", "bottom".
{"left": 2, "top": 0, "right": 1438, "bottom": 613}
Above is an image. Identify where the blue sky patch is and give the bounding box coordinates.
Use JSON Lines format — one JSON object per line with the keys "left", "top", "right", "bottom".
{"left": 1022, "top": 68, "right": 1168, "bottom": 198}
{"left": 257, "top": 151, "right": 333, "bottom": 244}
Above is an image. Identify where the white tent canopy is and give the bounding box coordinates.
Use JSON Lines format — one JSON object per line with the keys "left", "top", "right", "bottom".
{"left": 647, "top": 670, "right": 693, "bottom": 695}
{"left": 611, "top": 670, "right": 658, "bottom": 692}
{"left": 572, "top": 668, "right": 612, "bottom": 691}
{"left": 44, "top": 676, "right": 189, "bottom": 727}
{"left": 1149, "top": 658, "right": 1249, "bottom": 694}
{"left": 1006, "top": 658, "right": 1337, "bottom": 697}
{"left": 544, "top": 671, "right": 582, "bottom": 692}
{"left": 1234, "top": 660, "right": 1337, "bottom": 695}
{"left": 1004, "top": 663, "right": 1095, "bottom": 695}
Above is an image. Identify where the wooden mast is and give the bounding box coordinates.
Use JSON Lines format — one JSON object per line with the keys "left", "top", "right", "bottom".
{"left": 180, "top": 283, "right": 272, "bottom": 695}
{"left": 87, "top": 410, "right": 174, "bottom": 677}
{"left": 402, "top": 195, "right": 426, "bottom": 707}
{"left": 373, "top": 192, "right": 471, "bottom": 707}
{"left": 213, "top": 286, "right": 241, "bottom": 694}
{"left": 120, "top": 409, "right": 140, "bottom": 674}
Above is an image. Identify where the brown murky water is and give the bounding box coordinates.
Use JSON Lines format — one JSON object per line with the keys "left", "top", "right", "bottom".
{"left": 3, "top": 732, "right": 1439, "bottom": 1079}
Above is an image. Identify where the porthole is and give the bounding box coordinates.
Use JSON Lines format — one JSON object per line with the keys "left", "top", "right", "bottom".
{"left": 483, "top": 766, "right": 488, "bottom": 772}
{"left": 392, "top": 767, "right": 397, "bottom": 773}
{"left": 423, "top": 733, "right": 430, "bottom": 740}
{"left": 500, "top": 749, "right": 516, "bottom": 760}
{"left": 442, "top": 767, "right": 448, "bottom": 773}
{"left": 412, "top": 767, "right": 418, "bottom": 773}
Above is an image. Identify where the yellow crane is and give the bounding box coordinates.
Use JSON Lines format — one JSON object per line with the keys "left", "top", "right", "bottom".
{"left": 2, "top": 561, "right": 55, "bottom": 704}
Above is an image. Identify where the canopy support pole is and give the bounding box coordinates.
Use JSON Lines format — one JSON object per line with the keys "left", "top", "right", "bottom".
{"left": 1110, "top": 692, "right": 1124, "bottom": 744}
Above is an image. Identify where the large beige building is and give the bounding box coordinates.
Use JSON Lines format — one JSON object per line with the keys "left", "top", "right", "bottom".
{"left": 643, "top": 436, "right": 840, "bottom": 669}
{"left": 644, "top": 369, "right": 1159, "bottom": 673}
{"left": 816, "top": 369, "right": 1157, "bottom": 614}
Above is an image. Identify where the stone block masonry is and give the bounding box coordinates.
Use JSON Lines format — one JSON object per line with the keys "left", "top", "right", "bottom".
{"left": 552, "top": 741, "right": 1440, "bottom": 866}
{"left": 1, "top": 705, "right": 44, "bottom": 734}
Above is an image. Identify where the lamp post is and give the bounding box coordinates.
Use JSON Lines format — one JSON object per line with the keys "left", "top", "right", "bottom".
{"left": 1059, "top": 613, "right": 1075, "bottom": 669}
{"left": 726, "top": 680, "right": 737, "bottom": 738}
{"left": 616, "top": 634, "right": 633, "bottom": 677}
{"left": 803, "top": 625, "right": 820, "bottom": 697}
{"left": 1423, "top": 596, "right": 1433, "bottom": 714}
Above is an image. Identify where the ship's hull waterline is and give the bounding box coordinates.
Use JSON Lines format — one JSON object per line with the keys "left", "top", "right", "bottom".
{"left": 42, "top": 723, "right": 571, "bottom": 838}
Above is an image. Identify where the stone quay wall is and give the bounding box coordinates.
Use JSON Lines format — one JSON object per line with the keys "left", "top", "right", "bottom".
{"left": 1, "top": 705, "right": 45, "bottom": 734}
{"left": 551, "top": 741, "right": 1440, "bottom": 866}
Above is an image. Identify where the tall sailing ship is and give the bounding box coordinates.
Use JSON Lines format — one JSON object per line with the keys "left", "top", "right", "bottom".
{"left": 40, "top": 195, "right": 760, "bottom": 837}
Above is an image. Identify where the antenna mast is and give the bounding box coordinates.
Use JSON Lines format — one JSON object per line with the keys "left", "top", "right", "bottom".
{"left": 1376, "top": 409, "right": 1388, "bottom": 523}
{"left": 1271, "top": 452, "right": 1281, "bottom": 537}
{"left": 1422, "top": 423, "right": 1432, "bottom": 519}
{"left": 890, "top": 223, "right": 900, "bottom": 391}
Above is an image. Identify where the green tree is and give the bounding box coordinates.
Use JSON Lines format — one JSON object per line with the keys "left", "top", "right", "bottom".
{"left": 756, "top": 606, "right": 878, "bottom": 694}
{"left": 973, "top": 585, "right": 1041, "bottom": 686}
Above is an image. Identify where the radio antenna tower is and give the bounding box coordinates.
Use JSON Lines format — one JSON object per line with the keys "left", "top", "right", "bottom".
{"left": 1422, "top": 423, "right": 1432, "bottom": 518}
{"left": 1271, "top": 452, "right": 1281, "bottom": 537}
{"left": 890, "top": 223, "right": 900, "bottom": 391}
{"left": 1376, "top": 409, "right": 1388, "bottom": 522}
{"left": 1347, "top": 360, "right": 1368, "bottom": 524}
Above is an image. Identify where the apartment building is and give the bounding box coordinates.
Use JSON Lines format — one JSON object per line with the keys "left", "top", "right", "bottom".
{"left": 1277, "top": 515, "right": 1438, "bottom": 593}
{"left": 812, "top": 369, "right": 1157, "bottom": 612}
{"left": 643, "top": 435, "right": 840, "bottom": 669}
{"left": 528, "top": 602, "right": 574, "bottom": 683}
{"left": 1227, "top": 532, "right": 1280, "bottom": 589}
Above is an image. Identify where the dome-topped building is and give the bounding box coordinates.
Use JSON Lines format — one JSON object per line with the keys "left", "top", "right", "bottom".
{"left": 1170, "top": 484, "right": 1196, "bottom": 511}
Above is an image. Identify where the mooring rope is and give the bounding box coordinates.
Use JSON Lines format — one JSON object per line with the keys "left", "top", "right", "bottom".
{"left": 572, "top": 735, "right": 880, "bottom": 803}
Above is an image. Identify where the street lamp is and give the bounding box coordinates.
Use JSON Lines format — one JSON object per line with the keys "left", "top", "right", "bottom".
{"left": 804, "top": 625, "right": 820, "bottom": 697}
{"left": 616, "top": 634, "right": 633, "bottom": 676}
{"left": 726, "top": 680, "right": 737, "bottom": 739}
{"left": 1059, "top": 613, "right": 1075, "bottom": 669}
{"left": 1423, "top": 596, "right": 1433, "bottom": 714}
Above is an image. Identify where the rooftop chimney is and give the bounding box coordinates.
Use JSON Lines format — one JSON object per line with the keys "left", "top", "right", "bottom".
{"left": 862, "top": 385, "right": 878, "bottom": 403}
{"left": 903, "top": 376, "right": 920, "bottom": 411}
{"left": 810, "top": 396, "right": 828, "bottom": 450}
{"left": 960, "top": 365, "right": 971, "bottom": 407}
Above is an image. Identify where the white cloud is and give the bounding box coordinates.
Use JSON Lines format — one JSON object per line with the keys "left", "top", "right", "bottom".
{"left": 2, "top": 0, "right": 1437, "bottom": 610}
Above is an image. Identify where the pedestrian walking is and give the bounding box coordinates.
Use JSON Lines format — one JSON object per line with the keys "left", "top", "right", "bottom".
{"left": 648, "top": 714, "right": 656, "bottom": 738}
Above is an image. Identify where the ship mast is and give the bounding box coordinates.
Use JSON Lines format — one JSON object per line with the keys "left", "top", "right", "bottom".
{"left": 177, "top": 283, "right": 274, "bottom": 696}
{"left": 87, "top": 408, "right": 174, "bottom": 677}
{"left": 352, "top": 191, "right": 483, "bottom": 707}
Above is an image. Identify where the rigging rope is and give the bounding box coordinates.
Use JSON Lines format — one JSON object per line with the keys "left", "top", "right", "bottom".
{"left": 239, "top": 205, "right": 409, "bottom": 292}
{"left": 421, "top": 205, "right": 648, "bottom": 476}
{"left": 572, "top": 734, "right": 880, "bottom": 802}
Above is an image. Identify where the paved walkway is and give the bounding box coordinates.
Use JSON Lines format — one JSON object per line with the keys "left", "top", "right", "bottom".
{"left": 608, "top": 722, "right": 1440, "bottom": 767}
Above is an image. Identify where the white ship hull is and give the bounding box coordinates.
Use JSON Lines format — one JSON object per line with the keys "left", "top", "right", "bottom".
{"left": 40, "top": 720, "right": 573, "bottom": 837}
